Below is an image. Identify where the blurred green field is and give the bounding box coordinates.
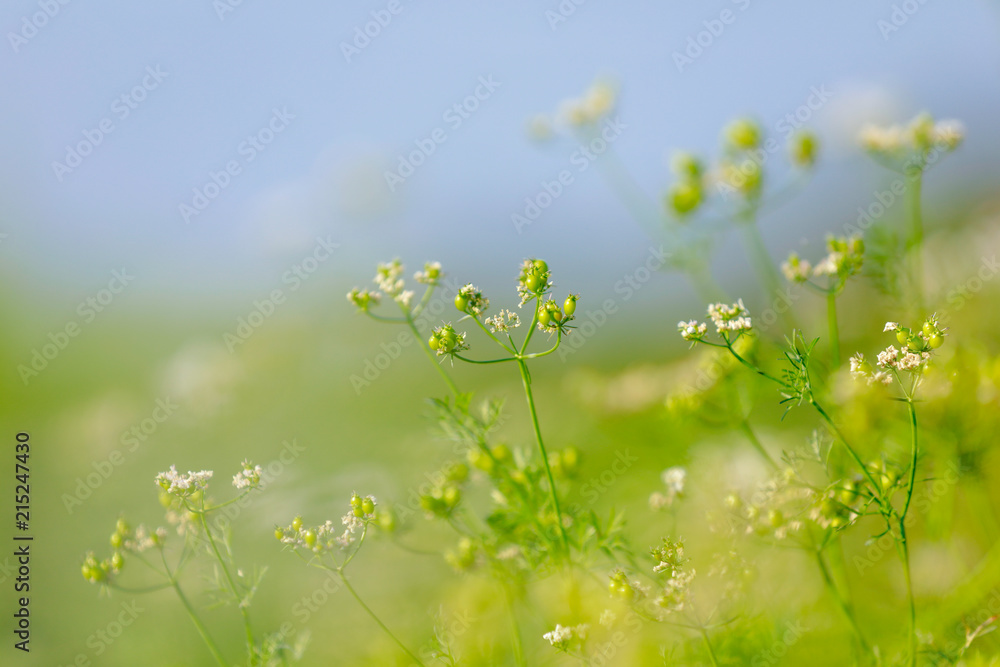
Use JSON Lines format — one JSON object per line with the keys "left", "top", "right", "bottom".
{"left": 3, "top": 199, "right": 1000, "bottom": 666}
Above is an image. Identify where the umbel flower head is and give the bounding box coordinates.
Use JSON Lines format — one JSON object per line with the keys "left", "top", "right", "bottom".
{"left": 276, "top": 494, "right": 378, "bottom": 555}
{"left": 454, "top": 283, "right": 489, "bottom": 316}
{"left": 233, "top": 459, "right": 263, "bottom": 490}
{"left": 649, "top": 466, "right": 686, "bottom": 511}
{"left": 531, "top": 77, "right": 617, "bottom": 137}
{"left": 707, "top": 299, "right": 752, "bottom": 334}
{"left": 783, "top": 235, "right": 864, "bottom": 284}
{"left": 860, "top": 112, "right": 964, "bottom": 158}
{"left": 543, "top": 623, "right": 589, "bottom": 650}
{"left": 155, "top": 466, "right": 213, "bottom": 498}
{"left": 851, "top": 317, "right": 945, "bottom": 386}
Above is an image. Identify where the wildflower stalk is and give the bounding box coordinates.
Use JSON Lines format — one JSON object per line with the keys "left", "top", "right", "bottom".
{"left": 409, "top": 315, "right": 461, "bottom": 396}
{"left": 196, "top": 510, "right": 255, "bottom": 659}
{"left": 698, "top": 627, "right": 721, "bottom": 667}
{"left": 339, "top": 573, "right": 427, "bottom": 667}
{"left": 737, "top": 208, "right": 782, "bottom": 307}
{"left": 899, "top": 397, "right": 920, "bottom": 666}
{"left": 826, "top": 290, "right": 840, "bottom": 368}
{"left": 161, "top": 550, "right": 229, "bottom": 667}
{"left": 594, "top": 142, "right": 726, "bottom": 304}
{"left": 813, "top": 544, "right": 870, "bottom": 653}
{"left": 502, "top": 584, "right": 527, "bottom": 667}
{"left": 517, "top": 355, "right": 571, "bottom": 557}
{"left": 906, "top": 169, "right": 925, "bottom": 318}
{"left": 738, "top": 420, "right": 778, "bottom": 471}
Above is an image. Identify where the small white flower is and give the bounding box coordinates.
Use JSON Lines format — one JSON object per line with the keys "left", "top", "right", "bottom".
{"left": 543, "top": 624, "right": 573, "bottom": 648}
{"left": 155, "top": 466, "right": 213, "bottom": 497}
{"left": 395, "top": 290, "right": 415, "bottom": 308}
{"left": 677, "top": 320, "right": 708, "bottom": 341}
{"left": 232, "top": 460, "right": 263, "bottom": 490}
{"left": 884, "top": 322, "right": 899, "bottom": 332}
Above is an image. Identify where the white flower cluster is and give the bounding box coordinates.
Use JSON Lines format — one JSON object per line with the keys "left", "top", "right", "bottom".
{"left": 783, "top": 236, "right": 864, "bottom": 283}
{"left": 117, "top": 523, "right": 167, "bottom": 553}
{"left": 860, "top": 114, "right": 964, "bottom": 154}
{"left": 877, "top": 345, "right": 928, "bottom": 372}
{"left": 233, "top": 459, "right": 263, "bottom": 490}
{"left": 155, "top": 466, "right": 213, "bottom": 497}
{"left": 781, "top": 253, "right": 812, "bottom": 282}
{"left": 485, "top": 309, "right": 520, "bottom": 334}
{"left": 707, "top": 299, "right": 752, "bottom": 334}
{"left": 649, "top": 466, "right": 686, "bottom": 511}
{"left": 457, "top": 283, "right": 490, "bottom": 316}
{"left": 850, "top": 353, "right": 892, "bottom": 386}
{"left": 542, "top": 623, "right": 589, "bottom": 649}
{"left": 677, "top": 320, "right": 708, "bottom": 342}
{"left": 413, "top": 261, "right": 442, "bottom": 285}
{"left": 656, "top": 569, "right": 695, "bottom": 613}
{"left": 346, "top": 287, "right": 381, "bottom": 310}
{"left": 374, "top": 259, "right": 404, "bottom": 296}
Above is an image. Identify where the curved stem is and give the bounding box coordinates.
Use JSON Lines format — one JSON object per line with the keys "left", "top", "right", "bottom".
{"left": 737, "top": 210, "right": 782, "bottom": 305}
{"left": 161, "top": 550, "right": 229, "bottom": 667}
{"left": 516, "top": 358, "right": 570, "bottom": 557}
{"left": 502, "top": 584, "right": 527, "bottom": 667}
{"left": 814, "top": 545, "right": 870, "bottom": 653}
{"left": 453, "top": 354, "right": 517, "bottom": 365}
{"left": 738, "top": 420, "right": 779, "bottom": 470}
{"left": 810, "top": 400, "right": 883, "bottom": 503}
{"left": 197, "top": 512, "right": 255, "bottom": 660}
{"left": 827, "top": 290, "right": 840, "bottom": 368}
{"left": 724, "top": 342, "right": 792, "bottom": 389}
{"left": 339, "top": 572, "right": 427, "bottom": 666}
{"left": 899, "top": 399, "right": 920, "bottom": 666}
{"left": 407, "top": 318, "right": 460, "bottom": 396}
{"left": 906, "top": 170, "right": 925, "bottom": 319}
{"left": 699, "top": 628, "right": 721, "bottom": 667}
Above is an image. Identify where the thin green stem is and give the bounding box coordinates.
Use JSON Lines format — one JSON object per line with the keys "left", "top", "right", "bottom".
{"left": 724, "top": 342, "right": 791, "bottom": 389}
{"left": 502, "top": 585, "right": 527, "bottom": 667}
{"left": 338, "top": 573, "right": 427, "bottom": 666}
{"left": 737, "top": 210, "right": 783, "bottom": 306}
{"left": 516, "top": 357, "right": 571, "bottom": 557}
{"left": 810, "top": 399, "right": 884, "bottom": 505}
{"left": 161, "top": 550, "right": 228, "bottom": 667}
{"left": 906, "top": 170, "right": 925, "bottom": 319}
{"left": 699, "top": 628, "right": 721, "bottom": 667}
{"left": 814, "top": 546, "right": 870, "bottom": 653}
{"left": 739, "top": 420, "right": 778, "bottom": 470}
{"left": 827, "top": 290, "right": 840, "bottom": 368}
{"left": 899, "top": 399, "right": 920, "bottom": 666}
{"left": 197, "top": 512, "right": 255, "bottom": 660}
{"left": 897, "top": 536, "right": 917, "bottom": 667}
{"left": 407, "top": 318, "right": 460, "bottom": 396}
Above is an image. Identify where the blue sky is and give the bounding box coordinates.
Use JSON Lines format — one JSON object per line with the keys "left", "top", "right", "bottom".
{"left": 2, "top": 0, "right": 999, "bottom": 311}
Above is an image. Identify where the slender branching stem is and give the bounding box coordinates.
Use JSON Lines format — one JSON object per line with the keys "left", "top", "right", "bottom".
{"left": 906, "top": 169, "right": 926, "bottom": 319}
{"left": 814, "top": 544, "right": 870, "bottom": 653}
{"left": 503, "top": 584, "right": 527, "bottom": 667}
{"left": 517, "top": 357, "right": 571, "bottom": 557}
{"left": 827, "top": 290, "right": 841, "bottom": 368}
{"left": 197, "top": 511, "right": 255, "bottom": 660}
{"left": 161, "top": 550, "right": 229, "bottom": 667}
{"left": 338, "top": 572, "right": 427, "bottom": 667}
{"left": 739, "top": 420, "right": 779, "bottom": 470}
{"left": 699, "top": 627, "right": 721, "bottom": 667}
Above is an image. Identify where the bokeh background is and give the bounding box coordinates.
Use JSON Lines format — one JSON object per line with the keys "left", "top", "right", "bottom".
{"left": 2, "top": 1, "right": 1000, "bottom": 665}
